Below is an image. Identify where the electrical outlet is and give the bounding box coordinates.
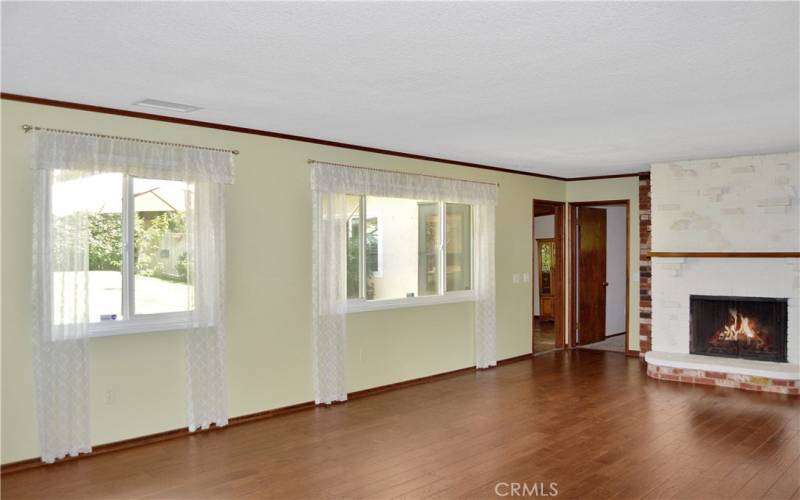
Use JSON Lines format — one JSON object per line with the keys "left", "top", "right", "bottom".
{"left": 104, "top": 388, "right": 115, "bottom": 405}
{"left": 359, "top": 348, "right": 363, "bottom": 363}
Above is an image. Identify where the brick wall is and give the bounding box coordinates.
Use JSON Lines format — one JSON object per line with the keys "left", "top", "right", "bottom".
{"left": 647, "top": 364, "right": 799, "bottom": 395}
{"left": 639, "top": 173, "right": 652, "bottom": 356}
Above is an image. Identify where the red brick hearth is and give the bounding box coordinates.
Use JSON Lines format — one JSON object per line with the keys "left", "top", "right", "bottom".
{"left": 647, "top": 364, "right": 799, "bottom": 395}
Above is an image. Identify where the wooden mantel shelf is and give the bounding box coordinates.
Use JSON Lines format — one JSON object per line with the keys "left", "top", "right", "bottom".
{"left": 649, "top": 251, "right": 800, "bottom": 258}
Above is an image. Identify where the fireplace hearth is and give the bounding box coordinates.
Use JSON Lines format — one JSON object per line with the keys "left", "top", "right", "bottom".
{"left": 690, "top": 295, "right": 788, "bottom": 363}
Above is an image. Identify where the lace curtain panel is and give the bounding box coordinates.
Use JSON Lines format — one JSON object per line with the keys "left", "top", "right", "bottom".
{"left": 30, "top": 130, "right": 233, "bottom": 461}
{"left": 474, "top": 204, "right": 497, "bottom": 368}
{"left": 33, "top": 130, "right": 234, "bottom": 183}
{"left": 184, "top": 180, "right": 229, "bottom": 430}
{"left": 310, "top": 162, "right": 497, "bottom": 205}
{"left": 309, "top": 162, "right": 498, "bottom": 402}
{"left": 310, "top": 190, "right": 349, "bottom": 404}
{"left": 31, "top": 168, "right": 92, "bottom": 462}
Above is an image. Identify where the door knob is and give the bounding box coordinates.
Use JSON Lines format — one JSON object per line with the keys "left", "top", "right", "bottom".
{"left": 602, "top": 282, "right": 609, "bottom": 287}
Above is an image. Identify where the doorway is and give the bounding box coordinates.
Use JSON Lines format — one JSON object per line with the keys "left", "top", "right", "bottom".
{"left": 532, "top": 199, "right": 565, "bottom": 354}
{"left": 569, "top": 201, "right": 629, "bottom": 354}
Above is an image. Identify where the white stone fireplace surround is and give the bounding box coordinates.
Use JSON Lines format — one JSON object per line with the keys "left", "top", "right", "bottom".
{"left": 645, "top": 152, "right": 800, "bottom": 393}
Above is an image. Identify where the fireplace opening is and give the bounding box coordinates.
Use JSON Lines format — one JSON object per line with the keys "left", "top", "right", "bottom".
{"left": 690, "top": 295, "right": 788, "bottom": 363}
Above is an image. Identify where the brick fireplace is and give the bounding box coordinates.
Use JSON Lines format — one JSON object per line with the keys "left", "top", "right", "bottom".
{"left": 644, "top": 152, "right": 799, "bottom": 395}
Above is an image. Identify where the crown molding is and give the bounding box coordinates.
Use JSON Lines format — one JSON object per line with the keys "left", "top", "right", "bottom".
{"left": 1, "top": 92, "right": 647, "bottom": 182}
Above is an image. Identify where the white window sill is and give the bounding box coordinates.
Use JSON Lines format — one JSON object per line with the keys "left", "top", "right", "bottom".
{"left": 87, "top": 312, "right": 192, "bottom": 338}
{"left": 347, "top": 290, "right": 476, "bottom": 314}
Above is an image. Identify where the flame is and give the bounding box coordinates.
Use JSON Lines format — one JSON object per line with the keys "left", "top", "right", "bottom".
{"left": 712, "top": 309, "right": 767, "bottom": 349}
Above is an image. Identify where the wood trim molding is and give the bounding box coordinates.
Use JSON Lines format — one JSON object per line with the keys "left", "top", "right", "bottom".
{"left": 0, "top": 400, "right": 316, "bottom": 475}
{"left": 568, "top": 199, "right": 632, "bottom": 207}
{"left": 0, "top": 352, "right": 534, "bottom": 475}
{"left": 1, "top": 92, "right": 646, "bottom": 183}
{"left": 566, "top": 173, "right": 650, "bottom": 182}
{"left": 532, "top": 199, "right": 566, "bottom": 353}
{"left": 497, "top": 353, "right": 535, "bottom": 365}
{"left": 347, "top": 366, "right": 475, "bottom": 400}
{"left": 650, "top": 251, "right": 800, "bottom": 258}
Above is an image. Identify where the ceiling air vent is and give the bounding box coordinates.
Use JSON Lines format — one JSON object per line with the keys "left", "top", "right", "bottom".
{"left": 133, "top": 99, "right": 202, "bottom": 113}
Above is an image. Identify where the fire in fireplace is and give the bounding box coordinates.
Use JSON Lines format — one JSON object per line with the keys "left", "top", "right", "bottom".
{"left": 690, "top": 295, "right": 788, "bottom": 363}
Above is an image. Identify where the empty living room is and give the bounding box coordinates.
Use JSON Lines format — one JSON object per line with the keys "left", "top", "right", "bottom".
{"left": 1, "top": 2, "right": 798, "bottom": 499}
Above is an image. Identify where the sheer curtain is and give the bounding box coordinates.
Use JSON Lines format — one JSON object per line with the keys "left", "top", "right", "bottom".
{"left": 309, "top": 162, "right": 498, "bottom": 402}
{"left": 185, "top": 180, "right": 229, "bottom": 430}
{"left": 31, "top": 167, "right": 93, "bottom": 463}
{"left": 31, "top": 130, "right": 234, "bottom": 461}
{"left": 310, "top": 187, "right": 349, "bottom": 404}
{"left": 474, "top": 204, "right": 497, "bottom": 368}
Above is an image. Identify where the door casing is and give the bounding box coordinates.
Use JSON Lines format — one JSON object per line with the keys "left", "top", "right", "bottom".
{"left": 532, "top": 199, "right": 566, "bottom": 354}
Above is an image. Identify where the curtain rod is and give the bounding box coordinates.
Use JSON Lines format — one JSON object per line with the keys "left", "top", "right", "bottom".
{"left": 307, "top": 159, "right": 499, "bottom": 187}
{"left": 21, "top": 124, "right": 239, "bottom": 155}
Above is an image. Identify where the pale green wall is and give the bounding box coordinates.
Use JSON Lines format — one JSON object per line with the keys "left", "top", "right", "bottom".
{"left": 1, "top": 99, "right": 570, "bottom": 463}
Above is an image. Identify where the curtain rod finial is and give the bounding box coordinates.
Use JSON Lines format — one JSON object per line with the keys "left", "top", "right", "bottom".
{"left": 22, "top": 124, "right": 34, "bottom": 133}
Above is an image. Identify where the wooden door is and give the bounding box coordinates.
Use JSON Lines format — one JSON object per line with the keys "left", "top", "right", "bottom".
{"left": 577, "top": 207, "right": 607, "bottom": 345}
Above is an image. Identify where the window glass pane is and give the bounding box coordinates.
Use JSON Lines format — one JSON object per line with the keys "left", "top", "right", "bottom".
{"left": 53, "top": 171, "right": 124, "bottom": 323}
{"left": 346, "top": 195, "right": 361, "bottom": 299}
{"left": 365, "top": 216, "right": 381, "bottom": 278}
{"left": 417, "top": 202, "right": 440, "bottom": 296}
{"left": 363, "top": 196, "right": 438, "bottom": 300}
{"left": 133, "top": 178, "right": 192, "bottom": 315}
{"left": 446, "top": 203, "right": 472, "bottom": 291}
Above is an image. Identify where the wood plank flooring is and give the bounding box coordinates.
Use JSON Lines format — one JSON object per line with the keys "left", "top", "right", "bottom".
{"left": 533, "top": 319, "right": 556, "bottom": 353}
{"left": 3, "top": 350, "right": 799, "bottom": 499}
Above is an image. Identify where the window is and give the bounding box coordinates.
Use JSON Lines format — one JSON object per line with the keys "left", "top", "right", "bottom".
{"left": 54, "top": 171, "right": 193, "bottom": 335}
{"left": 133, "top": 177, "right": 191, "bottom": 315}
{"left": 346, "top": 195, "right": 473, "bottom": 310}
{"left": 365, "top": 215, "right": 382, "bottom": 278}
{"left": 446, "top": 203, "right": 472, "bottom": 291}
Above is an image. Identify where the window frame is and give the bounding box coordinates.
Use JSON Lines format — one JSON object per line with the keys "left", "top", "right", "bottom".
{"left": 346, "top": 195, "right": 476, "bottom": 313}
{"left": 84, "top": 174, "right": 193, "bottom": 337}
{"left": 365, "top": 212, "right": 383, "bottom": 278}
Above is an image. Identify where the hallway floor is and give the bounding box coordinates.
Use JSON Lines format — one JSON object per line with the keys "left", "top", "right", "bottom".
{"left": 533, "top": 318, "right": 557, "bottom": 353}
{"left": 579, "top": 334, "right": 626, "bottom": 353}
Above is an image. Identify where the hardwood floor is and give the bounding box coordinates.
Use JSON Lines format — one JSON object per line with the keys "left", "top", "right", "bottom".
{"left": 533, "top": 318, "right": 556, "bottom": 353}
{"left": 3, "top": 350, "right": 799, "bottom": 499}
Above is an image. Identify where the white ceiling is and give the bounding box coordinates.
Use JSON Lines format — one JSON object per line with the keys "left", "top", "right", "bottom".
{"left": 2, "top": 2, "right": 798, "bottom": 178}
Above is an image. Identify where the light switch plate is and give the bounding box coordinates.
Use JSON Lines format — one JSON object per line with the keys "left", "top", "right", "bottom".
{"left": 522, "top": 272, "right": 530, "bottom": 283}
{"left": 513, "top": 273, "right": 520, "bottom": 284}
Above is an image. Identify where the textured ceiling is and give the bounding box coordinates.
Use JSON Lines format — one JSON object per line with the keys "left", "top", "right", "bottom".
{"left": 2, "top": 2, "right": 798, "bottom": 177}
